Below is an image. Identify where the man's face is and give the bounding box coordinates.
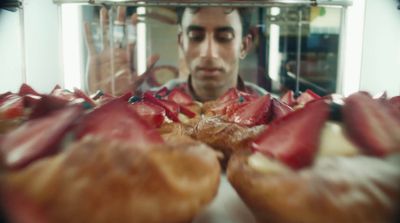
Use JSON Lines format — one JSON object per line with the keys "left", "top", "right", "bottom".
{"left": 179, "top": 7, "right": 249, "bottom": 96}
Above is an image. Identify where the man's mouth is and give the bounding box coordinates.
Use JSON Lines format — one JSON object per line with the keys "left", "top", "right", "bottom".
{"left": 196, "top": 67, "right": 222, "bottom": 77}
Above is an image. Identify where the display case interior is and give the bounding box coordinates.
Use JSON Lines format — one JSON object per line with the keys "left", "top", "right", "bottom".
{"left": 55, "top": 0, "right": 349, "bottom": 97}
{"left": 1, "top": 1, "right": 400, "bottom": 223}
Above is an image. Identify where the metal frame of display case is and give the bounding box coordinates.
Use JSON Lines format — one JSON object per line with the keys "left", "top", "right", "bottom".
{"left": 0, "top": 0, "right": 23, "bottom": 11}
{"left": 53, "top": 0, "right": 352, "bottom": 7}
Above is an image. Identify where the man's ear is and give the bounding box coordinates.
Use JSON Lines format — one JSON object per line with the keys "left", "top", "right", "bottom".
{"left": 240, "top": 34, "right": 253, "bottom": 59}
{"left": 177, "top": 29, "right": 184, "bottom": 50}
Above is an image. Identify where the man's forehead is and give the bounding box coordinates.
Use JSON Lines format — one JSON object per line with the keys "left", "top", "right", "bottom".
{"left": 181, "top": 7, "right": 242, "bottom": 29}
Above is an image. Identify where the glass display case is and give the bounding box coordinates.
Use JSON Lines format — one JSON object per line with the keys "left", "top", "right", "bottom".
{"left": 2, "top": 1, "right": 400, "bottom": 223}
{"left": 0, "top": 1, "right": 25, "bottom": 90}
{"left": 54, "top": 0, "right": 351, "bottom": 97}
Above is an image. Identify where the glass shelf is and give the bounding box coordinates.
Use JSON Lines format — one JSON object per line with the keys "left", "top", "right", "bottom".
{"left": 53, "top": 0, "right": 352, "bottom": 7}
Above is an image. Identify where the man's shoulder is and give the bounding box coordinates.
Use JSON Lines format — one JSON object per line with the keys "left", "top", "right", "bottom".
{"left": 243, "top": 81, "right": 268, "bottom": 96}
{"left": 150, "top": 78, "right": 189, "bottom": 93}
{"left": 162, "top": 78, "right": 187, "bottom": 89}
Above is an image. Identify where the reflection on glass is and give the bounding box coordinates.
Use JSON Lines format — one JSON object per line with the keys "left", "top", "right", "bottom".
{"left": 65, "top": 5, "right": 343, "bottom": 97}
{"left": 264, "top": 6, "right": 342, "bottom": 96}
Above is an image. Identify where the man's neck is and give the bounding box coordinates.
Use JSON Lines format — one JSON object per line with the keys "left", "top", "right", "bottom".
{"left": 189, "top": 76, "right": 238, "bottom": 102}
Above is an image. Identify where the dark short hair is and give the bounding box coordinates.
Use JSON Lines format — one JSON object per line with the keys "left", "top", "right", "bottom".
{"left": 176, "top": 7, "right": 253, "bottom": 37}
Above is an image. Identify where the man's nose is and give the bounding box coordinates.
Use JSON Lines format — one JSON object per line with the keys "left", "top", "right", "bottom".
{"left": 199, "top": 36, "right": 217, "bottom": 59}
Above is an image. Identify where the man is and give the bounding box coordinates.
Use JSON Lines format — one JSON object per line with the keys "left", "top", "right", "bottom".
{"left": 85, "top": 7, "right": 267, "bottom": 101}
{"left": 165, "top": 7, "right": 267, "bottom": 102}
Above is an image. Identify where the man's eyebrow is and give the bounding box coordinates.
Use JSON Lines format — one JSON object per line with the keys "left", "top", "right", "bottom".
{"left": 215, "top": 26, "right": 235, "bottom": 34}
{"left": 186, "top": 25, "right": 204, "bottom": 33}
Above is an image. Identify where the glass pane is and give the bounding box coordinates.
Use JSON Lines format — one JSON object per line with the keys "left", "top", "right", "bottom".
{"left": 264, "top": 6, "right": 342, "bottom": 96}
{"left": 0, "top": 7, "right": 25, "bottom": 93}
{"left": 68, "top": 5, "right": 344, "bottom": 97}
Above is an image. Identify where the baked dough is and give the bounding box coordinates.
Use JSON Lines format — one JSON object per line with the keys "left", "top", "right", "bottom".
{"left": 2, "top": 136, "right": 220, "bottom": 223}
{"left": 227, "top": 151, "right": 400, "bottom": 223}
{"left": 190, "top": 116, "right": 265, "bottom": 168}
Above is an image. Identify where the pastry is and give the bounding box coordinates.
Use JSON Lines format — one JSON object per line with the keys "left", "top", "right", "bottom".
{"left": 1, "top": 96, "right": 220, "bottom": 223}
{"left": 2, "top": 135, "right": 220, "bottom": 223}
{"left": 190, "top": 116, "right": 265, "bottom": 168}
{"left": 227, "top": 93, "right": 400, "bottom": 223}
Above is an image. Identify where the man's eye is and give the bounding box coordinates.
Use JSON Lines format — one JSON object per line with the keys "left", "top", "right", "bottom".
{"left": 188, "top": 31, "right": 204, "bottom": 42}
{"left": 216, "top": 32, "right": 234, "bottom": 43}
